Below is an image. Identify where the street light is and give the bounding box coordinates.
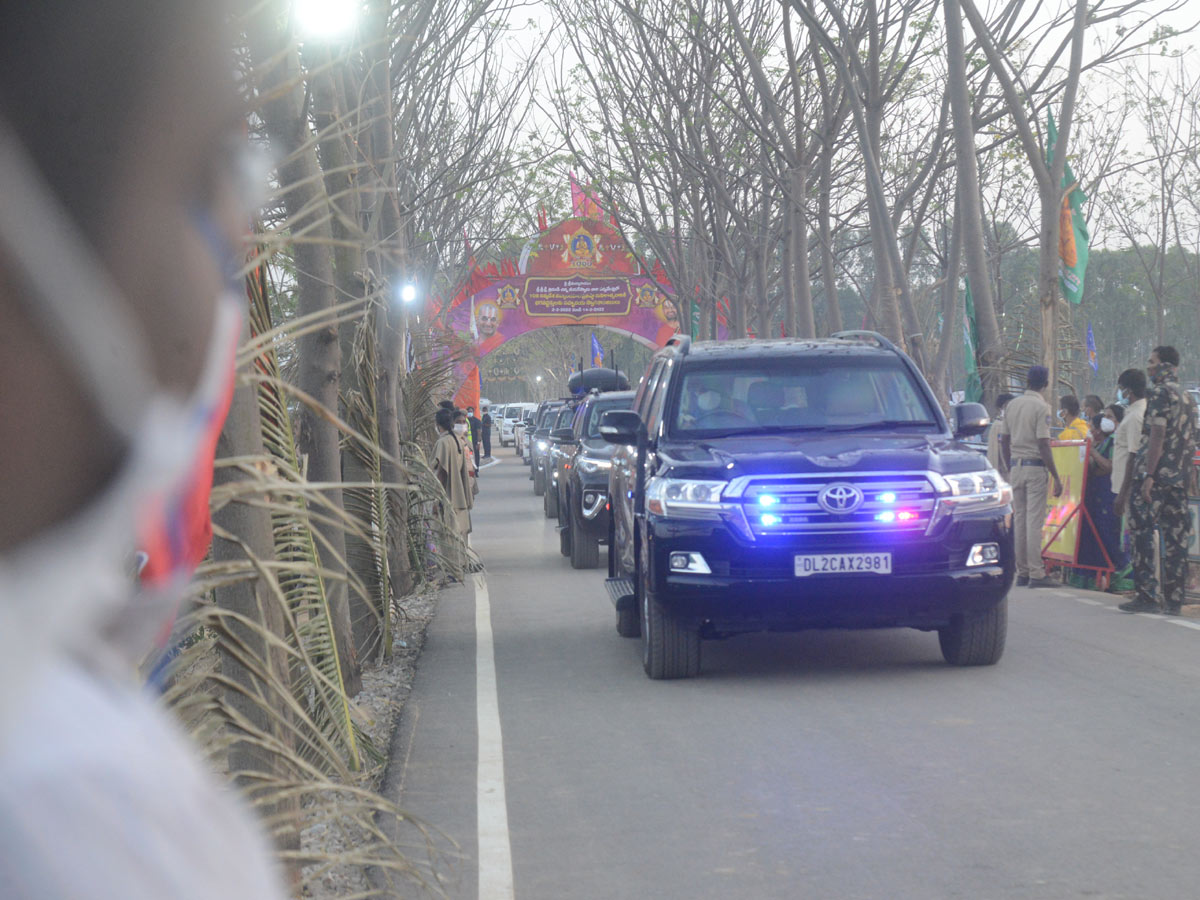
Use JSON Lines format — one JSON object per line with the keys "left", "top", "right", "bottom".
{"left": 399, "top": 282, "right": 417, "bottom": 305}
{"left": 294, "top": 0, "right": 359, "bottom": 39}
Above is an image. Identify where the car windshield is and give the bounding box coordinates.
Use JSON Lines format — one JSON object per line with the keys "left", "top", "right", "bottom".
{"left": 554, "top": 407, "right": 574, "bottom": 429}
{"left": 536, "top": 407, "right": 559, "bottom": 429}
{"left": 505, "top": 407, "right": 521, "bottom": 419}
{"left": 670, "top": 358, "right": 939, "bottom": 437}
{"left": 585, "top": 399, "right": 632, "bottom": 438}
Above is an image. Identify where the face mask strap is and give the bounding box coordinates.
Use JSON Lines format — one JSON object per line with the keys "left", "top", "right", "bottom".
{"left": 0, "top": 118, "right": 155, "bottom": 441}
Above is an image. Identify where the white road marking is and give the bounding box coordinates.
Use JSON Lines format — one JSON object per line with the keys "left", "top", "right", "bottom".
{"left": 1167, "top": 618, "right": 1200, "bottom": 631}
{"left": 474, "top": 573, "right": 515, "bottom": 900}
{"left": 1075, "top": 597, "right": 1105, "bottom": 606}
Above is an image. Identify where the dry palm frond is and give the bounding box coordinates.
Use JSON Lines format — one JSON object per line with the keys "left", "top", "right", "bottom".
{"left": 343, "top": 303, "right": 396, "bottom": 661}
{"left": 165, "top": 558, "right": 451, "bottom": 896}
{"left": 244, "top": 262, "right": 364, "bottom": 770}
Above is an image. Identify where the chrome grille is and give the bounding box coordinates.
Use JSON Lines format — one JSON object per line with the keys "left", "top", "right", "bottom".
{"left": 737, "top": 473, "right": 938, "bottom": 536}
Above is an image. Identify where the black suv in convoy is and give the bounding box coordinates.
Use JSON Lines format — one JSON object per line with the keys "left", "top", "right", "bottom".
{"left": 542, "top": 403, "right": 579, "bottom": 517}
{"left": 551, "top": 390, "right": 636, "bottom": 568}
{"left": 530, "top": 401, "right": 566, "bottom": 495}
{"left": 599, "top": 333, "right": 1013, "bottom": 679}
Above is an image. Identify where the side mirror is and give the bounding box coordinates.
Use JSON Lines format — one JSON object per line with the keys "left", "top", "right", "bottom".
{"left": 550, "top": 427, "right": 576, "bottom": 443}
{"left": 953, "top": 402, "right": 990, "bottom": 438}
{"left": 599, "top": 409, "right": 641, "bottom": 445}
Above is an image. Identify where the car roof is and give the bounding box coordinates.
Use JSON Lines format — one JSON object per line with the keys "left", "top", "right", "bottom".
{"left": 677, "top": 337, "right": 895, "bottom": 363}
{"left": 587, "top": 389, "right": 635, "bottom": 403}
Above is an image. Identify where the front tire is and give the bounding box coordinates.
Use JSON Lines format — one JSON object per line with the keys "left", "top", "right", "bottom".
{"left": 569, "top": 502, "right": 600, "bottom": 569}
{"left": 641, "top": 564, "right": 700, "bottom": 679}
{"left": 616, "top": 604, "right": 640, "bottom": 637}
{"left": 533, "top": 466, "right": 545, "bottom": 495}
{"left": 938, "top": 598, "right": 1007, "bottom": 666}
{"left": 544, "top": 481, "right": 559, "bottom": 518}
{"left": 559, "top": 522, "right": 572, "bottom": 557}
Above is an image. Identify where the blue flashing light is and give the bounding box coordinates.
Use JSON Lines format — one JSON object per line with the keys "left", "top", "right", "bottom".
{"left": 877, "top": 492, "right": 897, "bottom": 504}
{"left": 761, "top": 513, "right": 781, "bottom": 526}
{"left": 759, "top": 494, "right": 780, "bottom": 507}
{"left": 875, "top": 511, "right": 896, "bottom": 523}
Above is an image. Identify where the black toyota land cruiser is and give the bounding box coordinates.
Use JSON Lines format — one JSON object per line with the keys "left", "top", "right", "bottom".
{"left": 553, "top": 389, "right": 635, "bottom": 569}
{"left": 600, "top": 333, "right": 1014, "bottom": 679}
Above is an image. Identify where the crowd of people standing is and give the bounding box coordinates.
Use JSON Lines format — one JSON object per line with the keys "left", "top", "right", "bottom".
{"left": 992, "top": 346, "right": 1198, "bottom": 614}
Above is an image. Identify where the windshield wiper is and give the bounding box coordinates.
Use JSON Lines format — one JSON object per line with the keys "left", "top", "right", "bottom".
{"left": 821, "top": 419, "right": 938, "bottom": 432}
{"left": 692, "top": 425, "right": 835, "bottom": 439}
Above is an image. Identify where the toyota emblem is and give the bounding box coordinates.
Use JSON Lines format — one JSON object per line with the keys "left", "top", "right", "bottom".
{"left": 817, "top": 482, "right": 863, "bottom": 514}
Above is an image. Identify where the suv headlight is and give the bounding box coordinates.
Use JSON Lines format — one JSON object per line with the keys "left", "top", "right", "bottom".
{"left": 646, "top": 477, "right": 726, "bottom": 517}
{"left": 536, "top": 439, "right": 548, "bottom": 451}
{"left": 577, "top": 456, "right": 612, "bottom": 475}
{"left": 931, "top": 469, "right": 1011, "bottom": 515}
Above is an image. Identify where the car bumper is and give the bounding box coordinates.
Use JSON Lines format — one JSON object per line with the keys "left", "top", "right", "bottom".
{"left": 571, "top": 482, "right": 611, "bottom": 539}
{"left": 646, "top": 513, "right": 1013, "bottom": 631}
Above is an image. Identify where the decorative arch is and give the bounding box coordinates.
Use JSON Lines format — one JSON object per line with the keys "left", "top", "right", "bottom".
{"left": 444, "top": 217, "right": 683, "bottom": 406}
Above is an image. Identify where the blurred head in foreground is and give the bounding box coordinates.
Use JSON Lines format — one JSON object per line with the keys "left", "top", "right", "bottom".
{"left": 0, "top": 3, "right": 285, "bottom": 897}
{"left": 0, "top": 0, "right": 250, "bottom": 641}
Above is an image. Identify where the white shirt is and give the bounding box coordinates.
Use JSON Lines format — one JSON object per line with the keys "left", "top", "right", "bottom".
{"left": 1111, "top": 397, "right": 1147, "bottom": 496}
{"left": 0, "top": 657, "right": 287, "bottom": 900}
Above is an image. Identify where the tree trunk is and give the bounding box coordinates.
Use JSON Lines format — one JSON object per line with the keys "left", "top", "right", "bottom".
{"left": 212, "top": 318, "right": 300, "bottom": 881}
{"left": 308, "top": 53, "right": 385, "bottom": 661}
{"left": 792, "top": 165, "right": 816, "bottom": 338}
{"left": 363, "top": 0, "right": 416, "bottom": 606}
{"left": 932, "top": 196, "right": 964, "bottom": 406}
{"left": 817, "top": 145, "right": 843, "bottom": 335}
{"left": 245, "top": 3, "right": 361, "bottom": 695}
{"left": 781, "top": 180, "right": 796, "bottom": 338}
{"left": 944, "top": 0, "right": 1003, "bottom": 408}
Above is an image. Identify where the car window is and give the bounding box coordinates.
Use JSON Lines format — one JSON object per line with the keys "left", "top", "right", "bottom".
{"left": 645, "top": 359, "right": 674, "bottom": 436}
{"left": 670, "top": 358, "right": 937, "bottom": 436}
{"left": 572, "top": 402, "right": 589, "bottom": 436}
{"left": 584, "top": 398, "right": 633, "bottom": 437}
{"left": 635, "top": 359, "right": 666, "bottom": 420}
{"left": 554, "top": 406, "right": 574, "bottom": 430}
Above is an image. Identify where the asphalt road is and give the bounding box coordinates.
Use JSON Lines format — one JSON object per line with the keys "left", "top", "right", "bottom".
{"left": 388, "top": 455, "right": 1200, "bottom": 900}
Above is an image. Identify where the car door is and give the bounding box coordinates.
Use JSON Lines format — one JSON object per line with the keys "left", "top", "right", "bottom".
{"left": 613, "top": 360, "right": 666, "bottom": 577}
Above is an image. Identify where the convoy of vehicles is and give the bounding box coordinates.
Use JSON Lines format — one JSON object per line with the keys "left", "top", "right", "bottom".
{"left": 515, "top": 339, "right": 1012, "bottom": 680}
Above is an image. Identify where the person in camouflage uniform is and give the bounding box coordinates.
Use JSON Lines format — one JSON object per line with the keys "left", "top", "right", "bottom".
{"left": 1118, "top": 346, "right": 1199, "bottom": 614}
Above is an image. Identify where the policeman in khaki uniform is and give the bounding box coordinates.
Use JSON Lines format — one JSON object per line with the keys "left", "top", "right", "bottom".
{"left": 1116, "top": 346, "right": 1198, "bottom": 614}
{"left": 999, "top": 366, "right": 1064, "bottom": 588}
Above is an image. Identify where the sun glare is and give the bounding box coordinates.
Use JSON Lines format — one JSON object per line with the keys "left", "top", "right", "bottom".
{"left": 294, "top": 0, "right": 359, "bottom": 40}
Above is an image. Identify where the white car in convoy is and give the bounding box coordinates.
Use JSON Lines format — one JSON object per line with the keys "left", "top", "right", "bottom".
{"left": 500, "top": 402, "right": 535, "bottom": 448}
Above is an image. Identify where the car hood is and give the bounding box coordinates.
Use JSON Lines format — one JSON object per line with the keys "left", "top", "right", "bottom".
{"left": 657, "top": 432, "right": 989, "bottom": 479}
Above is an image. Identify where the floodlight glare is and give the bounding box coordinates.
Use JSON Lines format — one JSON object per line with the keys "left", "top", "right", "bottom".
{"left": 295, "top": 0, "right": 358, "bottom": 39}
{"left": 399, "top": 283, "right": 417, "bottom": 304}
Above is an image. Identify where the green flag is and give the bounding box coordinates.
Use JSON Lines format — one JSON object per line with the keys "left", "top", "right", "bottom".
{"left": 963, "top": 278, "right": 983, "bottom": 404}
{"left": 1046, "top": 111, "right": 1089, "bottom": 304}
{"left": 690, "top": 298, "right": 701, "bottom": 339}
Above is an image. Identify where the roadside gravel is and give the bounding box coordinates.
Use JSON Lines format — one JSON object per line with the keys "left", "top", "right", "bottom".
{"left": 299, "top": 590, "right": 442, "bottom": 898}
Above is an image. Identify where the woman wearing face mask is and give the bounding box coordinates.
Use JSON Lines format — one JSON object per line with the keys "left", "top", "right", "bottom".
{"left": 433, "top": 408, "right": 474, "bottom": 572}
{"left": 1073, "top": 409, "right": 1130, "bottom": 589}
